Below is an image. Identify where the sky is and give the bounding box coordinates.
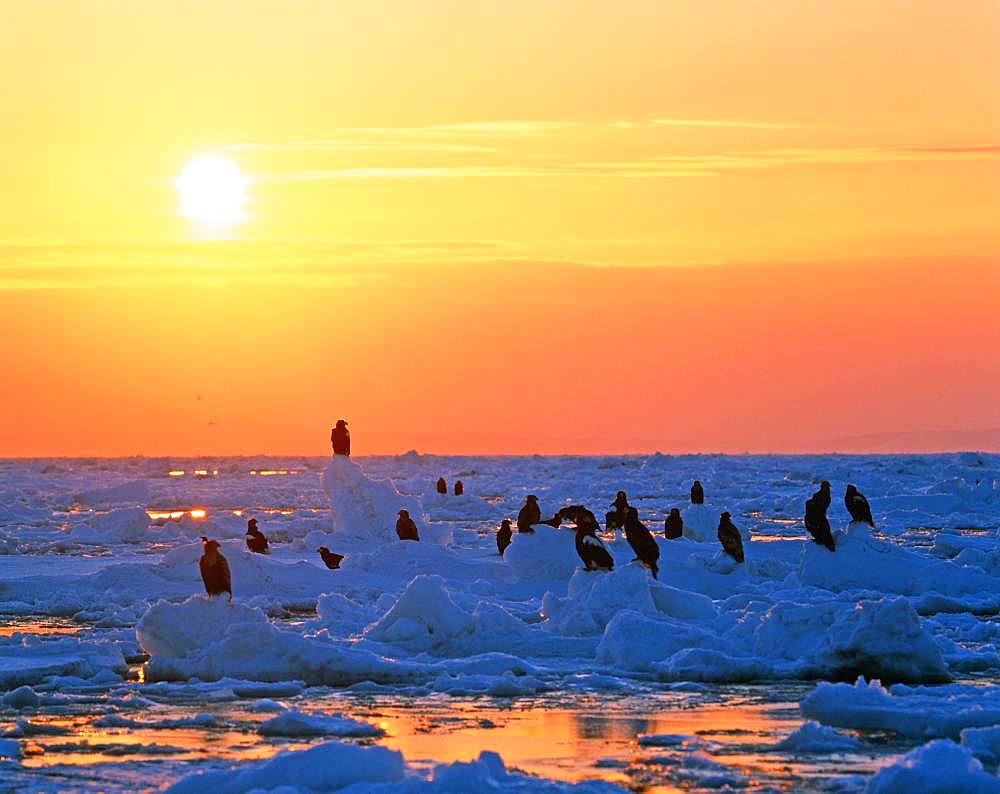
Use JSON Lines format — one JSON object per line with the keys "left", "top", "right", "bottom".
{"left": 2, "top": 0, "right": 999, "bottom": 455}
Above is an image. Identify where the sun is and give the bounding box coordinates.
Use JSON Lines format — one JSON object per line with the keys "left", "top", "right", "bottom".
{"left": 175, "top": 155, "right": 248, "bottom": 224}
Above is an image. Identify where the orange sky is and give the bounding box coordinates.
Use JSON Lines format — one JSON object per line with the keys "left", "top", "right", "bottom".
{"left": 2, "top": 1, "right": 999, "bottom": 455}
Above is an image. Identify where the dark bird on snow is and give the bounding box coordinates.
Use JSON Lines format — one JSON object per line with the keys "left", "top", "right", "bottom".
{"left": 454, "top": 480, "right": 464, "bottom": 496}
{"left": 497, "top": 518, "right": 513, "bottom": 556}
{"left": 318, "top": 546, "right": 345, "bottom": 569}
{"left": 558, "top": 505, "right": 598, "bottom": 527}
{"left": 716, "top": 512, "right": 745, "bottom": 563}
{"left": 199, "top": 536, "right": 232, "bottom": 600}
{"left": 811, "top": 480, "right": 832, "bottom": 513}
{"left": 664, "top": 508, "right": 683, "bottom": 540}
{"left": 624, "top": 507, "right": 660, "bottom": 579}
{"left": 436, "top": 477, "right": 447, "bottom": 495}
{"left": 395, "top": 509, "right": 420, "bottom": 541}
{"left": 690, "top": 480, "right": 705, "bottom": 505}
{"left": 605, "top": 490, "right": 630, "bottom": 532}
{"left": 517, "top": 495, "right": 541, "bottom": 533}
{"left": 575, "top": 516, "right": 614, "bottom": 572}
{"left": 331, "top": 419, "right": 351, "bottom": 456}
{"left": 245, "top": 518, "right": 269, "bottom": 554}
{"left": 804, "top": 497, "right": 836, "bottom": 551}
{"left": 542, "top": 504, "right": 597, "bottom": 529}
{"left": 844, "top": 484, "right": 875, "bottom": 527}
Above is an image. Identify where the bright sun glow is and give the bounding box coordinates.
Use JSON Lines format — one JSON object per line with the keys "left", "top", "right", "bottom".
{"left": 175, "top": 155, "right": 247, "bottom": 224}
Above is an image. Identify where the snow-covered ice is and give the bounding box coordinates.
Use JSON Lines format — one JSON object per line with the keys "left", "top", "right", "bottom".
{"left": 2, "top": 451, "right": 1000, "bottom": 790}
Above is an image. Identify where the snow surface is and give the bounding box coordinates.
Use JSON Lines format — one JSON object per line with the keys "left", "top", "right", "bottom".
{"left": 2, "top": 451, "right": 1000, "bottom": 790}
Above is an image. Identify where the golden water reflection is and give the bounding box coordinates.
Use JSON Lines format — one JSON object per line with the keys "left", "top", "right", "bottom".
{"left": 0, "top": 618, "right": 81, "bottom": 637}
{"left": 9, "top": 690, "right": 885, "bottom": 790}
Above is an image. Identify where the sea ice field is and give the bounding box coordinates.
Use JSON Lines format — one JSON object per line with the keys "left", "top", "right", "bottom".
{"left": 1, "top": 451, "right": 1000, "bottom": 792}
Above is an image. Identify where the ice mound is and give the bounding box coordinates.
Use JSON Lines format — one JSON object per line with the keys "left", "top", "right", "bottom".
{"left": 166, "top": 740, "right": 624, "bottom": 793}
{"left": 962, "top": 726, "right": 1000, "bottom": 767}
{"left": 774, "top": 721, "right": 861, "bottom": 753}
{"left": 753, "top": 597, "right": 949, "bottom": 684}
{"left": 545, "top": 563, "right": 715, "bottom": 640}
{"left": 137, "top": 595, "right": 425, "bottom": 686}
{"left": 504, "top": 526, "right": 581, "bottom": 581}
{"left": 422, "top": 491, "right": 505, "bottom": 522}
{"left": 800, "top": 521, "right": 1000, "bottom": 601}
{"left": 598, "top": 610, "right": 717, "bottom": 672}
{"left": 599, "top": 595, "right": 945, "bottom": 682}
{"left": 0, "top": 738, "right": 21, "bottom": 760}
{"left": 681, "top": 504, "right": 716, "bottom": 543}
{"left": 365, "top": 574, "right": 475, "bottom": 650}
{"left": 86, "top": 507, "right": 150, "bottom": 543}
{"left": 257, "top": 709, "right": 381, "bottom": 737}
{"left": 802, "top": 678, "right": 1000, "bottom": 739}
{"left": 865, "top": 739, "right": 1000, "bottom": 793}
{"left": 72, "top": 479, "right": 150, "bottom": 508}
{"left": 322, "top": 455, "right": 447, "bottom": 544}
{"left": 166, "top": 740, "right": 405, "bottom": 793}
{"left": 0, "top": 635, "right": 127, "bottom": 689}
{"left": 2, "top": 686, "right": 40, "bottom": 709}
{"left": 428, "top": 749, "right": 623, "bottom": 791}
{"left": 363, "top": 574, "right": 544, "bottom": 658}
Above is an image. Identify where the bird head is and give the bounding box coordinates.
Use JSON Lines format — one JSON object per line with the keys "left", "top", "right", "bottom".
{"left": 398, "top": 509, "right": 409, "bottom": 518}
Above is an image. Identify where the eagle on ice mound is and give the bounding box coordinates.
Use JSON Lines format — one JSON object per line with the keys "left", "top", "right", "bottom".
{"left": 717, "top": 513, "right": 745, "bottom": 563}
{"left": 321, "top": 454, "right": 423, "bottom": 542}
{"left": 199, "top": 536, "right": 231, "bottom": 601}
{"left": 845, "top": 484, "right": 875, "bottom": 527}
{"left": 575, "top": 517, "right": 614, "bottom": 572}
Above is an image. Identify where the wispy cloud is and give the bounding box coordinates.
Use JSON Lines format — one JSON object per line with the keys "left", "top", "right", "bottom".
{"left": 224, "top": 139, "right": 501, "bottom": 154}
{"left": 652, "top": 117, "right": 816, "bottom": 130}
{"left": 342, "top": 121, "right": 578, "bottom": 137}
{"left": 252, "top": 165, "right": 714, "bottom": 181}
{"left": 0, "top": 238, "right": 531, "bottom": 289}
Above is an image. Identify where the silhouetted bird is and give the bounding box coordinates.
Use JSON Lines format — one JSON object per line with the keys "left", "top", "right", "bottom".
{"left": 331, "top": 419, "right": 351, "bottom": 456}
{"left": 717, "top": 513, "right": 745, "bottom": 563}
{"left": 436, "top": 477, "right": 447, "bottom": 495}
{"left": 664, "top": 508, "right": 683, "bottom": 540}
{"left": 454, "top": 480, "right": 464, "bottom": 496}
{"left": 317, "top": 546, "right": 344, "bottom": 569}
{"left": 245, "top": 518, "right": 268, "bottom": 554}
{"left": 844, "top": 484, "right": 875, "bottom": 527}
{"left": 557, "top": 505, "right": 597, "bottom": 527}
{"left": 605, "top": 491, "right": 630, "bottom": 532}
{"left": 497, "top": 518, "right": 513, "bottom": 556}
{"left": 199, "top": 537, "right": 232, "bottom": 600}
{"left": 812, "top": 480, "right": 832, "bottom": 513}
{"left": 624, "top": 507, "right": 659, "bottom": 579}
{"left": 395, "top": 509, "right": 420, "bottom": 541}
{"left": 575, "top": 517, "right": 614, "bottom": 572}
{"left": 517, "top": 495, "right": 541, "bottom": 533}
{"left": 690, "top": 480, "right": 705, "bottom": 505}
{"left": 804, "top": 497, "right": 836, "bottom": 551}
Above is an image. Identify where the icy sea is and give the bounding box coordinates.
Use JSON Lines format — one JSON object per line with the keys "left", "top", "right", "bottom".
{"left": 2, "top": 452, "right": 1000, "bottom": 793}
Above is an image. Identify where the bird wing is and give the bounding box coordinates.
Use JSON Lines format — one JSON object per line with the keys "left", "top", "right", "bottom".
{"left": 219, "top": 555, "right": 232, "bottom": 591}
